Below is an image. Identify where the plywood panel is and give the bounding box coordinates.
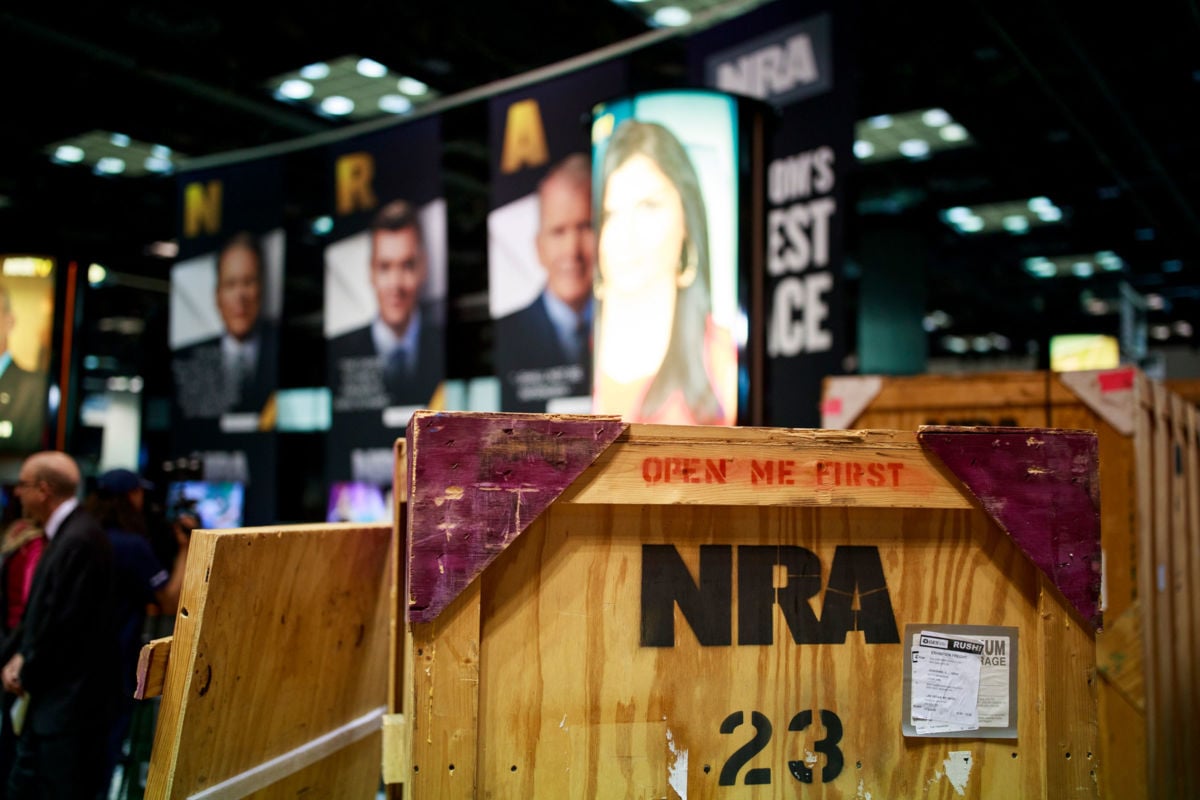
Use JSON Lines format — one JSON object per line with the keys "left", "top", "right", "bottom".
{"left": 146, "top": 523, "right": 392, "bottom": 799}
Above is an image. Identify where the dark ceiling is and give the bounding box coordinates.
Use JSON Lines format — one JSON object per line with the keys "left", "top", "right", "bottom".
{"left": 1, "top": 0, "right": 1198, "bottom": 377}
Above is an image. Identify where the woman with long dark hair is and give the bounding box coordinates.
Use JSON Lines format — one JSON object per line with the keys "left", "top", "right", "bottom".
{"left": 593, "top": 119, "right": 736, "bottom": 425}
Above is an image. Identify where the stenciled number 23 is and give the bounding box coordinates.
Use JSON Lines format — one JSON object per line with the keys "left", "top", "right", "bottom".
{"left": 718, "top": 709, "right": 845, "bottom": 786}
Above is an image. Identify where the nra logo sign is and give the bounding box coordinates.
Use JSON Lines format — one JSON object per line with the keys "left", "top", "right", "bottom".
{"left": 704, "top": 14, "right": 833, "bottom": 105}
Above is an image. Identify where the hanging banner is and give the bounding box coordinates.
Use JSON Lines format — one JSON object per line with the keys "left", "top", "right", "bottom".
{"left": 689, "top": 0, "right": 853, "bottom": 427}
{"left": 171, "top": 158, "right": 284, "bottom": 525}
{"left": 0, "top": 254, "right": 54, "bottom": 454}
{"left": 487, "top": 61, "right": 626, "bottom": 413}
{"left": 324, "top": 117, "right": 446, "bottom": 485}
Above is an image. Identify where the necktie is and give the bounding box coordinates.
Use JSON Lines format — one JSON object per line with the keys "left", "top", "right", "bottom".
{"left": 383, "top": 347, "right": 410, "bottom": 403}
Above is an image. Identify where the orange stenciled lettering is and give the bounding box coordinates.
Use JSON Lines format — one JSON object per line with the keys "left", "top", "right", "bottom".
{"left": 816, "top": 461, "right": 903, "bottom": 487}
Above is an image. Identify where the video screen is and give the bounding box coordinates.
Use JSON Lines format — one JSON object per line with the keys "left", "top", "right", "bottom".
{"left": 326, "top": 481, "right": 392, "bottom": 524}
{"left": 590, "top": 91, "right": 743, "bottom": 426}
{"left": 167, "top": 480, "right": 245, "bottom": 530}
{"left": 1050, "top": 334, "right": 1120, "bottom": 372}
{"left": 1, "top": 255, "right": 55, "bottom": 453}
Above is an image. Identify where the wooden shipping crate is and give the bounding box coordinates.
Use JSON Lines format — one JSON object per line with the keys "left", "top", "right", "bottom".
{"left": 141, "top": 514, "right": 397, "bottom": 797}
{"left": 388, "top": 411, "right": 1103, "bottom": 799}
{"left": 823, "top": 368, "right": 1200, "bottom": 799}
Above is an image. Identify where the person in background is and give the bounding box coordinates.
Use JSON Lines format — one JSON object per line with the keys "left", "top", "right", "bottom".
{"left": 1, "top": 451, "right": 117, "bottom": 798}
{"left": 592, "top": 119, "right": 736, "bottom": 426}
{"left": 494, "top": 153, "right": 596, "bottom": 411}
{"left": 0, "top": 500, "right": 45, "bottom": 798}
{"left": 85, "top": 467, "right": 193, "bottom": 791}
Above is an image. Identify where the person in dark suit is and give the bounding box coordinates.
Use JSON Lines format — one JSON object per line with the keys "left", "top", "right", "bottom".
{"left": 328, "top": 200, "right": 444, "bottom": 410}
{"left": 494, "top": 154, "right": 595, "bottom": 412}
{"left": 0, "top": 284, "right": 48, "bottom": 453}
{"left": 1, "top": 451, "right": 117, "bottom": 798}
{"left": 173, "top": 231, "right": 278, "bottom": 419}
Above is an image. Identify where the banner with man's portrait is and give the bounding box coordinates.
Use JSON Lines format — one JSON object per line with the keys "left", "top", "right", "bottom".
{"left": 172, "top": 157, "right": 284, "bottom": 525}
{"left": 487, "top": 61, "right": 626, "bottom": 413}
{"left": 323, "top": 117, "right": 446, "bottom": 486}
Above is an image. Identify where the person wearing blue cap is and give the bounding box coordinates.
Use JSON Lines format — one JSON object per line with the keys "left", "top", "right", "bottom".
{"left": 86, "top": 467, "right": 193, "bottom": 792}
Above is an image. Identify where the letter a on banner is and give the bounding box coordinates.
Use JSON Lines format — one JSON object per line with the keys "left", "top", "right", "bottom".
{"left": 499, "top": 99, "right": 550, "bottom": 174}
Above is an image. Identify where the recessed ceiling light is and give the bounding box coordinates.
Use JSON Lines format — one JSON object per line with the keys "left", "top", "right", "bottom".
{"left": 87, "top": 263, "right": 107, "bottom": 286}
{"left": 320, "top": 96, "right": 355, "bottom": 116}
{"left": 939, "top": 123, "right": 968, "bottom": 142}
{"left": 356, "top": 58, "right": 388, "bottom": 78}
{"left": 397, "top": 76, "right": 428, "bottom": 96}
{"left": 110, "top": 133, "right": 131, "bottom": 148}
{"left": 867, "top": 114, "right": 893, "bottom": 129}
{"left": 957, "top": 215, "right": 984, "bottom": 233}
{"left": 1150, "top": 325, "right": 1171, "bottom": 340}
{"left": 1174, "top": 320, "right": 1194, "bottom": 337}
{"left": 944, "top": 206, "right": 973, "bottom": 223}
{"left": 1002, "top": 215, "right": 1030, "bottom": 234}
{"left": 300, "top": 62, "right": 330, "bottom": 80}
{"left": 1071, "top": 261, "right": 1094, "bottom": 278}
{"left": 144, "top": 156, "right": 173, "bottom": 174}
{"left": 1034, "top": 206, "right": 1062, "bottom": 222}
{"left": 1145, "top": 293, "right": 1165, "bottom": 310}
{"left": 311, "top": 216, "right": 334, "bottom": 235}
{"left": 921, "top": 108, "right": 951, "bottom": 127}
{"left": 898, "top": 138, "right": 930, "bottom": 158}
{"left": 53, "top": 145, "right": 85, "bottom": 164}
{"left": 853, "top": 140, "right": 875, "bottom": 159}
{"left": 279, "top": 79, "right": 315, "bottom": 100}
{"left": 652, "top": 6, "right": 691, "bottom": 26}
{"left": 378, "top": 94, "right": 413, "bottom": 114}
{"left": 151, "top": 144, "right": 172, "bottom": 159}
{"left": 94, "top": 157, "right": 125, "bottom": 175}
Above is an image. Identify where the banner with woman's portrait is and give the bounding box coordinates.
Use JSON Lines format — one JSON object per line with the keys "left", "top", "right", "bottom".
{"left": 0, "top": 255, "right": 54, "bottom": 454}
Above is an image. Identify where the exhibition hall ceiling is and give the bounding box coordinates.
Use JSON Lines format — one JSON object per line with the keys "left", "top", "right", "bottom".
{"left": 0, "top": 1, "right": 1197, "bottom": 361}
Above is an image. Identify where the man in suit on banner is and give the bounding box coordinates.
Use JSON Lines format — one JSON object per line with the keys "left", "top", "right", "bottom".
{"left": 0, "top": 284, "right": 47, "bottom": 453}
{"left": 495, "top": 154, "right": 595, "bottom": 411}
{"left": 175, "top": 231, "right": 278, "bottom": 418}
{"left": 2, "top": 451, "right": 117, "bottom": 797}
{"left": 329, "top": 200, "right": 444, "bottom": 409}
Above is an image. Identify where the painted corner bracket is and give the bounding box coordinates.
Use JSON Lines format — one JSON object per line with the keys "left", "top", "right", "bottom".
{"left": 919, "top": 426, "right": 1102, "bottom": 629}
{"left": 406, "top": 411, "right": 627, "bottom": 623}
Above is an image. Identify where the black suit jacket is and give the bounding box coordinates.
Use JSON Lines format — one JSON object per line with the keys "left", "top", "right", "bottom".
{"left": 494, "top": 293, "right": 591, "bottom": 412}
{"left": 173, "top": 323, "right": 279, "bottom": 419}
{"left": 0, "top": 360, "right": 48, "bottom": 453}
{"left": 1, "top": 506, "right": 117, "bottom": 735}
{"left": 328, "top": 313, "right": 444, "bottom": 409}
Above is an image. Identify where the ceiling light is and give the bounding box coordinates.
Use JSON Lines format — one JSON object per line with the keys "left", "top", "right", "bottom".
{"left": 652, "top": 6, "right": 692, "bottom": 26}
{"left": 942, "top": 336, "right": 968, "bottom": 354}
{"left": 300, "top": 62, "right": 330, "bottom": 80}
{"left": 1071, "top": 261, "right": 1094, "bottom": 278}
{"left": 1174, "top": 320, "right": 1193, "bottom": 337}
{"left": 1097, "top": 251, "right": 1124, "bottom": 271}
{"left": 151, "top": 144, "right": 172, "bottom": 159}
{"left": 356, "top": 58, "right": 388, "bottom": 78}
{"left": 311, "top": 216, "right": 334, "bottom": 235}
{"left": 944, "top": 207, "right": 972, "bottom": 223}
{"left": 320, "top": 96, "right": 355, "bottom": 116}
{"left": 144, "top": 156, "right": 173, "bottom": 174}
{"left": 1150, "top": 325, "right": 1170, "bottom": 341}
{"left": 397, "top": 76, "right": 428, "bottom": 96}
{"left": 1027, "top": 196, "right": 1054, "bottom": 213}
{"left": 1034, "top": 206, "right": 1062, "bottom": 222}
{"left": 971, "top": 336, "right": 992, "bottom": 353}
{"left": 1162, "top": 259, "right": 1183, "bottom": 273}
{"left": 868, "top": 115, "right": 893, "bottom": 129}
{"left": 1024, "top": 257, "right": 1057, "bottom": 278}
{"left": 1145, "top": 293, "right": 1165, "bottom": 310}
{"left": 110, "top": 133, "right": 131, "bottom": 148}
{"left": 146, "top": 240, "right": 178, "bottom": 258}
{"left": 1084, "top": 298, "right": 1110, "bottom": 315}
{"left": 921, "top": 108, "right": 951, "bottom": 127}
{"left": 853, "top": 140, "right": 875, "bottom": 159}
{"left": 94, "top": 157, "right": 125, "bottom": 175}
{"left": 939, "top": 123, "right": 968, "bottom": 142}
{"left": 989, "top": 333, "right": 1011, "bottom": 351}
{"left": 378, "top": 94, "right": 413, "bottom": 114}
{"left": 957, "top": 215, "right": 984, "bottom": 233}
{"left": 87, "top": 263, "right": 107, "bottom": 286}
{"left": 53, "top": 145, "right": 85, "bottom": 164}
{"left": 898, "top": 138, "right": 930, "bottom": 158}
{"left": 278, "top": 79, "right": 315, "bottom": 100}
{"left": 1002, "top": 215, "right": 1029, "bottom": 234}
